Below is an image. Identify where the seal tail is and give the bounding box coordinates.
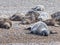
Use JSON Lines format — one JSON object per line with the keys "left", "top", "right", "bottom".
{"left": 50, "top": 31, "right": 57, "bottom": 34}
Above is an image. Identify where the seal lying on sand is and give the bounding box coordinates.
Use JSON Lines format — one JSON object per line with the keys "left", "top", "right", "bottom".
{"left": 25, "top": 5, "right": 45, "bottom": 24}
{"left": 51, "top": 11, "right": 60, "bottom": 26}
{"left": 38, "top": 12, "right": 52, "bottom": 21}
{"left": 27, "top": 21, "right": 57, "bottom": 36}
{"left": 0, "top": 18, "right": 12, "bottom": 29}
{"left": 51, "top": 11, "right": 60, "bottom": 21}
{"left": 37, "top": 11, "right": 60, "bottom": 26}
{"left": 25, "top": 11, "right": 40, "bottom": 24}
{"left": 10, "top": 13, "right": 25, "bottom": 21}
{"left": 37, "top": 11, "right": 55, "bottom": 26}
{"left": 32, "top": 5, "right": 45, "bottom": 11}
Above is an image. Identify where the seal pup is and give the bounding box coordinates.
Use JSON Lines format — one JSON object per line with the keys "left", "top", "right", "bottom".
{"left": 25, "top": 11, "right": 40, "bottom": 24}
{"left": 27, "top": 21, "right": 57, "bottom": 36}
{"left": 0, "top": 18, "right": 12, "bottom": 29}
{"left": 32, "top": 5, "right": 45, "bottom": 11}
{"left": 38, "top": 12, "right": 52, "bottom": 21}
{"left": 25, "top": 5, "right": 45, "bottom": 24}
{"left": 51, "top": 11, "right": 60, "bottom": 26}
{"left": 10, "top": 13, "right": 25, "bottom": 21}
{"left": 37, "top": 11, "right": 55, "bottom": 26}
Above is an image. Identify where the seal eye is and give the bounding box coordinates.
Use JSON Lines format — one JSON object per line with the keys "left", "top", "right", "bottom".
{"left": 40, "top": 30, "right": 48, "bottom": 36}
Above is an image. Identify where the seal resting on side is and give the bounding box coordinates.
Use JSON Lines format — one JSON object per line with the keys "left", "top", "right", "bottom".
{"left": 51, "top": 11, "right": 60, "bottom": 26}
{"left": 26, "top": 21, "right": 57, "bottom": 36}
{"left": 10, "top": 13, "right": 25, "bottom": 21}
{"left": 0, "top": 18, "right": 12, "bottom": 29}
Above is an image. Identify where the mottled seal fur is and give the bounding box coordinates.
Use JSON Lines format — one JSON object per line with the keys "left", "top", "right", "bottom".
{"left": 27, "top": 21, "right": 57, "bottom": 36}
{"left": 51, "top": 11, "right": 60, "bottom": 26}
{"left": 0, "top": 18, "right": 12, "bottom": 29}
{"left": 25, "top": 11, "right": 40, "bottom": 24}
{"left": 10, "top": 13, "right": 25, "bottom": 21}
{"left": 32, "top": 5, "right": 45, "bottom": 11}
